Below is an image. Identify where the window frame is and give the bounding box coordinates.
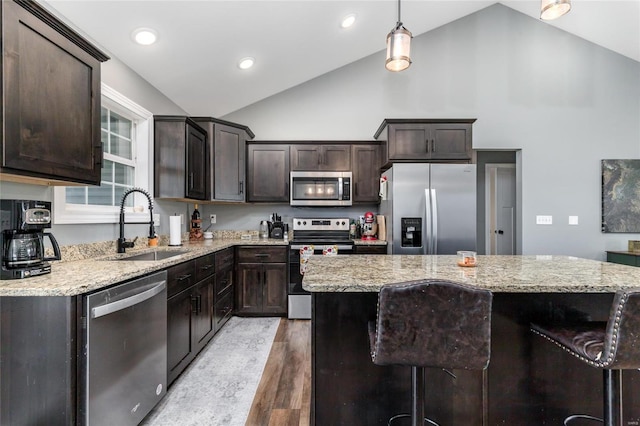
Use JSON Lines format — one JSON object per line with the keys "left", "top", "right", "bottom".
{"left": 53, "top": 84, "right": 154, "bottom": 224}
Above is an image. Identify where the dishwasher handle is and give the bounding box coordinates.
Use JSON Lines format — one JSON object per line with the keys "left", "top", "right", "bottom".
{"left": 91, "top": 281, "right": 166, "bottom": 319}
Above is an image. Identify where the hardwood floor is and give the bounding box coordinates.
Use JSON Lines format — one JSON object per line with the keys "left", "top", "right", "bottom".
{"left": 246, "top": 319, "right": 311, "bottom": 426}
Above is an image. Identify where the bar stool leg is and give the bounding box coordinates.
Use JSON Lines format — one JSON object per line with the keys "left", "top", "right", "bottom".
{"left": 411, "top": 366, "right": 425, "bottom": 426}
{"left": 603, "top": 369, "right": 623, "bottom": 426}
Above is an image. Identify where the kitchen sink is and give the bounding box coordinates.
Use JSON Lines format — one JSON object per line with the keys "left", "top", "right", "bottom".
{"left": 115, "top": 250, "right": 189, "bottom": 261}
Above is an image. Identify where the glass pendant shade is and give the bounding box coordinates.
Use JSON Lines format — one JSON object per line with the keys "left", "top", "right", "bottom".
{"left": 385, "top": 25, "right": 412, "bottom": 72}
{"left": 540, "top": 0, "right": 571, "bottom": 20}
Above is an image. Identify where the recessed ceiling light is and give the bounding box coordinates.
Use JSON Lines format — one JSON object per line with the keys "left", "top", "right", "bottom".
{"left": 341, "top": 14, "right": 356, "bottom": 29}
{"left": 132, "top": 28, "right": 158, "bottom": 45}
{"left": 238, "top": 57, "right": 255, "bottom": 70}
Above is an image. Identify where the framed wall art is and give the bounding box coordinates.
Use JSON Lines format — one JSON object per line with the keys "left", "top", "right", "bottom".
{"left": 601, "top": 159, "right": 640, "bottom": 233}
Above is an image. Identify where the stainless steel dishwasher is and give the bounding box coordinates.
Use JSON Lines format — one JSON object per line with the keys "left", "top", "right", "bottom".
{"left": 81, "top": 271, "right": 167, "bottom": 426}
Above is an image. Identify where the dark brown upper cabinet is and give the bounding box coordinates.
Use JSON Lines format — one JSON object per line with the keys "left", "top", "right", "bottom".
{"left": 290, "top": 144, "right": 351, "bottom": 171}
{"left": 1, "top": 0, "right": 109, "bottom": 185}
{"left": 154, "top": 116, "right": 207, "bottom": 200}
{"left": 351, "top": 143, "right": 381, "bottom": 203}
{"left": 374, "top": 119, "right": 476, "bottom": 166}
{"left": 246, "top": 143, "right": 290, "bottom": 202}
{"left": 192, "top": 117, "right": 254, "bottom": 202}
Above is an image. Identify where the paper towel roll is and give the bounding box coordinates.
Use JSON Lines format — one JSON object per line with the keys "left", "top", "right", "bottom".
{"left": 169, "top": 215, "right": 182, "bottom": 246}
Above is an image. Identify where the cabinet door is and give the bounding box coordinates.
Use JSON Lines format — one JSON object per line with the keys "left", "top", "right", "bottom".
{"left": 262, "top": 263, "right": 288, "bottom": 315}
{"left": 167, "top": 289, "right": 195, "bottom": 385}
{"left": 247, "top": 144, "right": 290, "bottom": 202}
{"left": 193, "top": 277, "right": 215, "bottom": 353}
{"left": 290, "top": 144, "right": 351, "bottom": 171}
{"left": 322, "top": 145, "right": 351, "bottom": 171}
{"left": 387, "top": 124, "right": 430, "bottom": 160}
{"left": 352, "top": 144, "right": 380, "bottom": 203}
{"left": 186, "top": 123, "right": 207, "bottom": 199}
{"left": 430, "top": 123, "right": 472, "bottom": 160}
{"left": 236, "top": 263, "right": 264, "bottom": 314}
{"left": 290, "top": 145, "right": 322, "bottom": 170}
{"left": 214, "top": 124, "right": 246, "bottom": 201}
{"left": 2, "top": 1, "right": 103, "bottom": 185}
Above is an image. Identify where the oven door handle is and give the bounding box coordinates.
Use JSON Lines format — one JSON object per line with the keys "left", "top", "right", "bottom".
{"left": 290, "top": 244, "right": 353, "bottom": 252}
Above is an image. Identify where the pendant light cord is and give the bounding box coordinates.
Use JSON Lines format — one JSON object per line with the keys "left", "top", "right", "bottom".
{"left": 397, "top": 0, "right": 403, "bottom": 29}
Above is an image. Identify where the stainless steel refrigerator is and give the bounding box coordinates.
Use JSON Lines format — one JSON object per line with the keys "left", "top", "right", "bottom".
{"left": 380, "top": 163, "right": 476, "bottom": 254}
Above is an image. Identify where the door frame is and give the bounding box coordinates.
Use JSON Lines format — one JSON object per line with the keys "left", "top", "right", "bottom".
{"left": 485, "top": 163, "right": 516, "bottom": 255}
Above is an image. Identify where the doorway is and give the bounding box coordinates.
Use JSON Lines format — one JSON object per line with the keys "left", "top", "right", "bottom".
{"left": 485, "top": 164, "right": 516, "bottom": 255}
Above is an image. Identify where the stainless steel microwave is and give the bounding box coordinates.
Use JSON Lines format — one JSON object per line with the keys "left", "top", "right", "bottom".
{"left": 290, "top": 171, "right": 352, "bottom": 206}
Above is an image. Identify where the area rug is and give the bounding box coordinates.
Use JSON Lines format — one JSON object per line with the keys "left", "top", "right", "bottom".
{"left": 142, "top": 316, "right": 281, "bottom": 426}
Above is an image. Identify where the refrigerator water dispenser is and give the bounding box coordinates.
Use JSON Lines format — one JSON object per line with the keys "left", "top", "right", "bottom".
{"left": 401, "top": 218, "right": 422, "bottom": 248}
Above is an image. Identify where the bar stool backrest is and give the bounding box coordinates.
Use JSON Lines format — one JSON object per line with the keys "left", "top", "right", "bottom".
{"left": 602, "top": 289, "right": 640, "bottom": 369}
{"left": 370, "top": 279, "right": 492, "bottom": 370}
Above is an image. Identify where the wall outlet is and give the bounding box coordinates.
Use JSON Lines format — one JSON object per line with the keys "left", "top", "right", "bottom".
{"left": 568, "top": 216, "right": 579, "bottom": 225}
{"left": 536, "top": 215, "right": 553, "bottom": 225}
{"left": 210, "top": 214, "right": 216, "bottom": 224}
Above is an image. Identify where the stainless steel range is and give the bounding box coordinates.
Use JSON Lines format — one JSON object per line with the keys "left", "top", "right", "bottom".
{"left": 288, "top": 218, "right": 353, "bottom": 319}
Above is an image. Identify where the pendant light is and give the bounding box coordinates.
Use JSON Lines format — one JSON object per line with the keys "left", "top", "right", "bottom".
{"left": 540, "top": 0, "right": 571, "bottom": 20}
{"left": 385, "top": 0, "right": 412, "bottom": 72}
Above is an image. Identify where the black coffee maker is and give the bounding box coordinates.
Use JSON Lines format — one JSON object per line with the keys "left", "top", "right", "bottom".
{"left": 1, "top": 200, "right": 61, "bottom": 279}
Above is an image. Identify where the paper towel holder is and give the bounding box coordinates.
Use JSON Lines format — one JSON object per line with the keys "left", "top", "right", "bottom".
{"left": 169, "top": 214, "right": 183, "bottom": 246}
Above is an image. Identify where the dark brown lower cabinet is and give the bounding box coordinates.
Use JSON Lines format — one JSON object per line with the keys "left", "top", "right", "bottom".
{"left": 235, "top": 246, "right": 287, "bottom": 316}
{"left": 0, "top": 296, "right": 78, "bottom": 425}
{"left": 167, "top": 258, "right": 216, "bottom": 385}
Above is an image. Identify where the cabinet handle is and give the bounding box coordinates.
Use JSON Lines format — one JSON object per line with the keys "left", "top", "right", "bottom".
{"left": 177, "top": 273, "right": 192, "bottom": 282}
{"left": 189, "top": 173, "right": 194, "bottom": 189}
{"left": 191, "top": 296, "right": 198, "bottom": 314}
{"left": 239, "top": 181, "right": 244, "bottom": 194}
{"left": 200, "top": 264, "right": 214, "bottom": 271}
{"left": 254, "top": 253, "right": 269, "bottom": 258}
{"left": 197, "top": 294, "right": 202, "bottom": 314}
{"left": 431, "top": 139, "right": 435, "bottom": 152}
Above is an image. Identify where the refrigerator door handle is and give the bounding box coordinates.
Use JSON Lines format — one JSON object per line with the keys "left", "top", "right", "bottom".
{"left": 424, "top": 188, "right": 431, "bottom": 254}
{"left": 431, "top": 188, "right": 438, "bottom": 254}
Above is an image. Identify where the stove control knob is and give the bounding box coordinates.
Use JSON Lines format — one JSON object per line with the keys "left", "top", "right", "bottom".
{"left": 296, "top": 220, "right": 301, "bottom": 226}
{"left": 336, "top": 221, "right": 340, "bottom": 226}
{"left": 303, "top": 221, "right": 307, "bottom": 226}
{"left": 341, "top": 221, "right": 346, "bottom": 226}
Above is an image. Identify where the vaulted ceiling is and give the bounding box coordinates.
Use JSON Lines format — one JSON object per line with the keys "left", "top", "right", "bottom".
{"left": 44, "top": 1, "right": 640, "bottom": 117}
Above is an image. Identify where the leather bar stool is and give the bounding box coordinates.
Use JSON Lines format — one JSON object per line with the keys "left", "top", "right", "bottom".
{"left": 368, "top": 279, "right": 493, "bottom": 426}
{"left": 531, "top": 289, "right": 640, "bottom": 426}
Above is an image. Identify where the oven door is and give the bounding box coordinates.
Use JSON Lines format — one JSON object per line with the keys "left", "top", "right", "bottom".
{"left": 288, "top": 243, "right": 353, "bottom": 319}
{"left": 290, "top": 171, "right": 352, "bottom": 206}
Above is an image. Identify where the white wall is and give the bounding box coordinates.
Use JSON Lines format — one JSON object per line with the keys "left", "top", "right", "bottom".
{"left": 224, "top": 4, "right": 640, "bottom": 260}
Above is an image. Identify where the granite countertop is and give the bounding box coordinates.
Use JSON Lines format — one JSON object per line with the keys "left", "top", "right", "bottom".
{"left": 302, "top": 254, "right": 640, "bottom": 293}
{"left": 0, "top": 238, "right": 288, "bottom": 297}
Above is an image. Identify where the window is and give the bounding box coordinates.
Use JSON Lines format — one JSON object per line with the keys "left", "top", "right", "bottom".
{"left": 53, "top": 84, "right": 153, "bottom": 224}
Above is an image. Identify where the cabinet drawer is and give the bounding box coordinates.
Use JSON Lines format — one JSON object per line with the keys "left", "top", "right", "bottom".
{"left": 215, "top": 268, "right": 234, "bottom": 297}
{"left": 214, "top": 292, "right": 234, "bottom": 331}
{"left": 195, "top": 253, "right": 216, "bottom": 282}
{"left": 215, "top": 248, "right": 234, "bottom": 270}
{"left": 167, "top": 260, "right": 196, "bottom": 298}
{"left": 237, "top": 246, "right": 287, "bottom": 263}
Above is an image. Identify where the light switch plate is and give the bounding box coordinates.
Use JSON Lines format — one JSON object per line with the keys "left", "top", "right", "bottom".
{"left": 568, "top": 216, "right": 579, "bottom": 225}
{"left": 536, "top": 215, "right": 553, "bottom": 225}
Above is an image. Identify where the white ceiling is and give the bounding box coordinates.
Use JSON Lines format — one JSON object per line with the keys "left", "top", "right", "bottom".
{"left": 44, "top": 1, "right": 640, "bottom": 118}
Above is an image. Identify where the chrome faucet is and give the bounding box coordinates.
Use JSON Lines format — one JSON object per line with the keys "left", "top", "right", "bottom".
{"left": 118, "top": 188, "right": 155, "bottom": 253}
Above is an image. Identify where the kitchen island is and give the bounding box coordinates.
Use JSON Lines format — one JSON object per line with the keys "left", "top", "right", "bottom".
{"left": 302, "top": 255, "right": 640, "bottom": 425}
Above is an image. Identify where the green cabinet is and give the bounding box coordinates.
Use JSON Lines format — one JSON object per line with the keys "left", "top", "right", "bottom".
{"left": 606, "top": 251, "right": 640, "bottom": 267}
